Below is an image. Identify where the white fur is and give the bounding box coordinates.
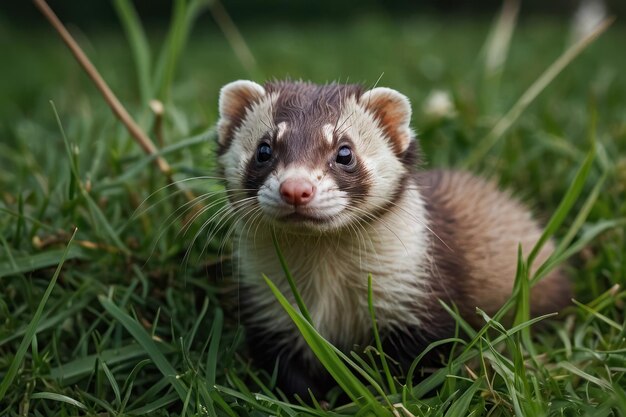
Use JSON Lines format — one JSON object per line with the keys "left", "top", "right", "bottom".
{"left": 322, "top": 123, "right": 334, "bottom": 144}
{"left": 236, "top": 185, "right": 432, "bottom": 362}
{"left": 336, "top": 95, "right": 410, "bottom": 215}
{"left": 219, "top": 92, "right": 279, "bottom": 198}
{"left": 277, "top": 122, "right": 287, "bottom": 140}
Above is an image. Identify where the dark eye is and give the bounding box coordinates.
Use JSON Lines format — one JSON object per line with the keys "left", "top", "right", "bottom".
{"left": 256, "top": 142, "right": 272, "bottom": 163}
{"left": 336, "top": 146, "right": 353, "bottom": 165}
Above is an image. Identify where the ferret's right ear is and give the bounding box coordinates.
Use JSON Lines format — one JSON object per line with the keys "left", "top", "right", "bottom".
{"left": 218, "top": 80, "right": 265, "bottom": 146}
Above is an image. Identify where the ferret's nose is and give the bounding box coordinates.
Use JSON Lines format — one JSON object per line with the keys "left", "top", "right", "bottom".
{"left": 280, "top": 178, "right": 316, "bottom": 206}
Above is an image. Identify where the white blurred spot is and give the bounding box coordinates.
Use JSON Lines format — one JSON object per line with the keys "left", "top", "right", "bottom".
{"left": 422, "top": 90, "right": 456, "bottom": 120}
{"left": 571, "top": 0, "right": 607, "bottom": 44}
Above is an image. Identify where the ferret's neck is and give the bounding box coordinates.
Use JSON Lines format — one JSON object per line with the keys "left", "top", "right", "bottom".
{"left": 236, "top": 183, "right": 433, "bottom": 348}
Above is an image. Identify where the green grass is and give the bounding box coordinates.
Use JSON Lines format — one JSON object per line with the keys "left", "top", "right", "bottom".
{"left": 1, "top": 2, "right": 626, "bottom": 415}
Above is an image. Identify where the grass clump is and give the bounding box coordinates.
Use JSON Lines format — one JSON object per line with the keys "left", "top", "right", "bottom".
{"left": 1, "top": 2, "right": 626, "bottom": 416}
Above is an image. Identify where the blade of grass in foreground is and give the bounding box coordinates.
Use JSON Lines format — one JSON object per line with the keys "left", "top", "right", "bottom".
{"left": 271, "top": 230, "right": 313, "bottom": 324}
{"left": 0, "top": 228, "right": 77, "bottom": 401}
{"left": 410, "top": 311, "right": 557, "bottom": 400}
{"left": 367, "top": 274, "right": 397, "bottom": 396}
{"left": 212, "top": 385, "right": 290, "bottom": 416}
{"left": 558, "top": 362, "right": 613, "bottom": 391}
{"left": 270, "top": 236, "right": 392, "bottom": 407}
{"left": 0, "top": 246, "right": 87, "bottom": 278}
{"left": 30, "top": 392, "right": 87, "bottom": 411}
{"left": 443, "top": 377, "right": 483, "bottom": 417}
{"left": 117, "top": 358, "right": 152, "bottom": 414}
{"left": 100, "top": 361, "right": 122, "bottom": 406}
{"left": 205, "top": 307, "right": 223, "bottom": 388}
{"left": 263, "top": 275, "right": 388, "bottom": 413}
{"left": 511, "top": 244, "right": 536, "bottom": 360}
{"left": 126, "top": 392, "right": 179, "bottom": 415}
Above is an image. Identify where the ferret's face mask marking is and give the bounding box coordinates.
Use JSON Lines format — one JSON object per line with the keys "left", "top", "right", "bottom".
{"left": 217, "top": 80, "right": 416, "bottom": 233}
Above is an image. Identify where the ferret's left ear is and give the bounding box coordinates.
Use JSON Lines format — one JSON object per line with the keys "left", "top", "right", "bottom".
{"left": 360, "top": 87, "right": 413, "bottom": 154}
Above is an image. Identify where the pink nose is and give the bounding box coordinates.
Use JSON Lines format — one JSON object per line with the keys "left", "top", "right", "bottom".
{"left": 280, "top": 178, "right": 316, "bottom": 206}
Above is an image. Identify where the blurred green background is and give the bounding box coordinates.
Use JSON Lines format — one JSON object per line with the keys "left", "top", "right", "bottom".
{"left": 1, "top": 0, "right": 624, "bottom": 172}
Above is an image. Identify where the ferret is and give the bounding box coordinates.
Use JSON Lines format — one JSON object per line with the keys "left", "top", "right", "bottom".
{"left": 215, "top": 80, "right": 571, "bottom": 399}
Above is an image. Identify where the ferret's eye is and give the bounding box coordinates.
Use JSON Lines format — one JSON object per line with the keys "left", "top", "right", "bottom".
{"left": 336, "top": 146, "right": 353, "bottom": 165}
{"left": 256, "top": 143, "right": 272, "bottom": 163}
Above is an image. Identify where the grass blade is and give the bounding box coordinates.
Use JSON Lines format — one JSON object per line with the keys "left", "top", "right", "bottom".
{"left": 152, "top": 0, "right": 209, "bottom": 100}
{"left": 263, "top": 275, "right": 382, "bottom": 410}
{"left": 208, "top": 0, "right": 259, "bottom": 77}
{"left": 0, "top": 246, "right": 87, "bottom": 278}
{"left": 50, "top": 101, "right": 131, "bottom": 255}
{"left": 271, "top": 230, "right": 313, "bottom": 324}
{"left": 98, "top": 295, "right": 190, "bottom": 404}
{"left": 559, "top": 362, "right": 613, "bottom": 391}
{"left": 443, "top": 377, "right": 483, "bottom": 417}
{"left": 571, "top": 299, "right": 623, "bottom": 331}
{"left": 534, "top": 218, "right": 623, "bottom": 286}
{"left": 553, "top": 172, "right": 607, "bottom": 255}
{"left": 30, "top": 392, "right": 87, "bottom": 410}
{"left": 127, "top": 392, "right": 179, "bottom": 415}
{"left": 113, "top": 0, "right": 152, "bottom": 106}
{"left": 118, "top": 359, "right": 152, "bottom": 414}
{"left": 527, "top": 141, "right": 595, "bottom": 269}
{"left": 367, "top": 274, "right": 397, "bottom": 395}
{"left": 205, "top": 307, "right": 223, "bottom": 388}
{"left": 0, "top": 228, "right": 77, "bottom": 401}
{"left": 101, "top": 360, "right": 122, "bottom": 406}
{"left": 480, "top": 0, "right": 519, "bottom": 110}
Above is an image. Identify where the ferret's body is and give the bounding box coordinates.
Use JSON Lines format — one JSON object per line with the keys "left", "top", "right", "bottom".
{"left": 216, "top": 80, "right": 570, "bottom": 398}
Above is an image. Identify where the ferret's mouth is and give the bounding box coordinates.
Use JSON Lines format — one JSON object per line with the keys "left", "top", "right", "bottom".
{"left": 279, "top": 212, "right": 331, "bottom": 224}
{"left": 257, "top": 207, "right": 346, "bottom": 234}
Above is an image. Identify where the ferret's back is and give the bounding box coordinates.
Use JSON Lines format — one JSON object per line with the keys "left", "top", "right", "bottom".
{"left": 420, "top": 169, "right": 571, "bottom": 326}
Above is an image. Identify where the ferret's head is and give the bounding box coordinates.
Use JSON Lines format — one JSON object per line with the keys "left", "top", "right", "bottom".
{"left": 217, "top": 80, "right": 418, "bottom": 233}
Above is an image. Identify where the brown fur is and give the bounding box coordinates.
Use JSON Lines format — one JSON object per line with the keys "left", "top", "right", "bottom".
{"left": 265, "top": 82, "right": 364, "bottom": 164}
{"left": 420, "top": 169, "right": 572, "bottom": 326}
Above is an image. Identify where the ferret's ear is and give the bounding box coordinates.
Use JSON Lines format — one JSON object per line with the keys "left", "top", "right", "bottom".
{"left": 218, "top": 80, "right": 266, "bottom": 146}
{"left": 360, "top": 87, "right": 413, "bottom": 154}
